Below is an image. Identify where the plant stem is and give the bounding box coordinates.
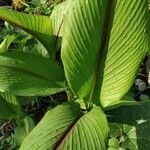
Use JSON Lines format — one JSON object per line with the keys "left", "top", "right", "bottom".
{"left": 19, "top": 0, "right": 29, "bottom": 7}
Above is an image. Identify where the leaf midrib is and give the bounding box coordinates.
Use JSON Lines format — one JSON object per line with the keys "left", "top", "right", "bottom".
{"left": 54, "top": 113, "right": 83, "bottom": 149}
{"left": 89, "top": 1, "right": 117, "bottom": 106}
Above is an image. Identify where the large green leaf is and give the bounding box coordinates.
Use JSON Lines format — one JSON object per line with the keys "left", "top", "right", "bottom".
{"left": 62, "top": 0, "right": 150, "bottom": 107}
{"left": 107, "top": 102, "right": 150, "bottom": 150}
{"left": 0, "top": 52, "right": 65, "bottom": 96}
{"left": 0, "top": 8, "right": 54, "bottom": 55}
{"left": 20, "top": 102, "right": 109, "bottom": 150}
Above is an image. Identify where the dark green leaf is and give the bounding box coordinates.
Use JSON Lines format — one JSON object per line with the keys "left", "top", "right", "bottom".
{"left": 107, "top": 102, "right": 150, "bottom": 150}
{"left": 13, "top": 116, "right": 35, "bottom": 146}
{"left": 0, "top": 52, "right": 66, "bottom": 96}
{"left": 0, "top": 92, "right": 22, "bottom": 119}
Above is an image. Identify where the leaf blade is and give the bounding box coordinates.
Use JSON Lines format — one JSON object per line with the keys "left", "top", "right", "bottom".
{"left": 0, "top": 8, "right": 54, "bottom": 55}
{"left": 61, "top": 0, "right": 150, "bottom": 107}
{"left": 20, "top": 102, "right": 109, "bottom": 150}
{"left": 100, "top": 0, "right": 150, "bottom": 107}
{"left": 0, "top": 52, "right": 65, "bottom": 96}
{"left": 61, "top": 0, "right": 108, "bottom": 99}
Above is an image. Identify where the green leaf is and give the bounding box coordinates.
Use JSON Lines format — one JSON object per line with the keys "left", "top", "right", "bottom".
{"left": 20, "top": 102, "right": 109, "bottom": 150}
{"left": 50, "top": 1, "right": 70, "bottom": 53}
{"left": 61, "top": 0, "right": 150, "bottom": 107}
{"left": 108, "top": 137, "right": 119, "bottom": 149}
{"left": 105, "top": 93, "right": 139, "bottom": 110}
{"left": 0, "top": 8, "right": 54, "bottom": 55}
{"left": 0, "top": 52, "right": 65, "bottom": 96}
{"left": 0, "top": 92, "right": 22, "bottom": 119}
{"left": 0, "top": 34, "right": 17, "bottom": 53}
{"left": 13, "top": 116, "right": 35, "bottom": 146}
{"left": 22, "top": 38, "right": 49, "bottom": 58}
{"left": 107, "top": 102, "right": 150, "bottom": 150}
{"left": 50, "top": 0, "right": 70, "bottom": 37}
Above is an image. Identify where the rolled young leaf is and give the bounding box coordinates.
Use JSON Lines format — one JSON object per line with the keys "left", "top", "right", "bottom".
{"left": 0, "top": 8, "right": 55, "bottom": 55}
{"left": 20, "top": 102, "right": 109, "bottom": 150}
{"left": 61, "top": 0, "right": 150, "bottom": 107}
{"left": 0, "top": 52, "right": 66, "bottom": 96}
{"left": 50, "top": 0, "right": 70, "bottom": 53}
{"left": 50, "top": 0, "right": 70, "bottom": 37}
